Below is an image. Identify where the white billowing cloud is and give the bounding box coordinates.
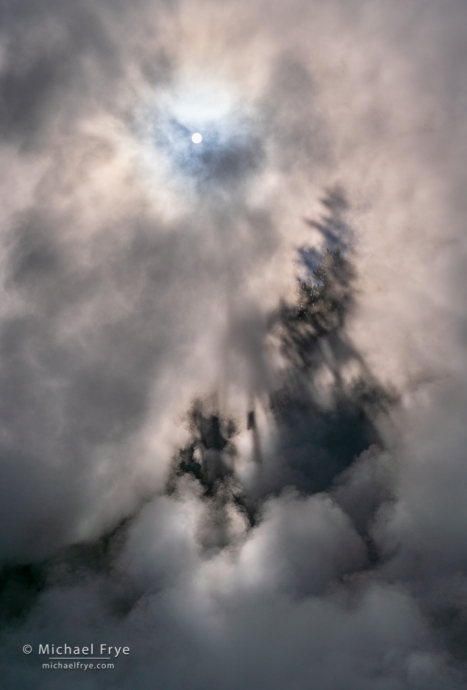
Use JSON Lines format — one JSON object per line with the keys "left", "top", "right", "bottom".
{"left": 234, "top": 491, "right": 367, "bottom": 596}
{"left": 1, "top": 0, "right": 467, "bottom": 687}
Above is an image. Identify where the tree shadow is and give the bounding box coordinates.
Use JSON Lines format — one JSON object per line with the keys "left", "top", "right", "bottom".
{"left": 169, "top": 188, "right": 397, "bottom": 537}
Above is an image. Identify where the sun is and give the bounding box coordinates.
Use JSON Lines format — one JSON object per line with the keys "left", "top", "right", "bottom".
{"left": 191, "top": 132, "right": 203, "bottom": 144}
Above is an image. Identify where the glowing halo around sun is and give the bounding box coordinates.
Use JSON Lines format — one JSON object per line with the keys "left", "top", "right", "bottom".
{"left": 134, "top": 76, "right": 263, "bottom": 204}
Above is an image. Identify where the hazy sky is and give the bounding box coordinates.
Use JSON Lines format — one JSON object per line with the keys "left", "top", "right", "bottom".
{"left": 1, "top": 0, "right": 467, "bottom": 688}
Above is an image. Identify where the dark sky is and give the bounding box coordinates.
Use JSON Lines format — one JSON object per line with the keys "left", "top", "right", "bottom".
{"left": 1, "top": 0, "right": 467, "bottom": 688}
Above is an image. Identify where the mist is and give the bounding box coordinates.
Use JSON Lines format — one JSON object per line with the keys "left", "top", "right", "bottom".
{"left": 1, "top": 0, "right": 467, "bottom": 688}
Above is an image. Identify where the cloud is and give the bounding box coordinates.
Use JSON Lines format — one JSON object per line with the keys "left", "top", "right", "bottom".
{"left": 1, "top": 0, "right": 467, "bottom": 687}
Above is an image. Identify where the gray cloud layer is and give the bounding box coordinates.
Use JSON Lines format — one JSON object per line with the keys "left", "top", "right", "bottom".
{"left": 1, "top": 0, "right": 467, "bottom": 688}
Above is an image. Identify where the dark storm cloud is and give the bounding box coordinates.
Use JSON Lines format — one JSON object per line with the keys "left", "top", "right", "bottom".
{"left": 1, "top": 0, "right": 467, "bottom": 688}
